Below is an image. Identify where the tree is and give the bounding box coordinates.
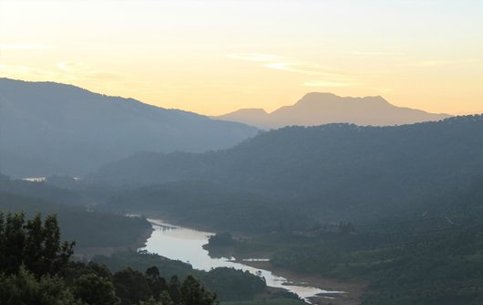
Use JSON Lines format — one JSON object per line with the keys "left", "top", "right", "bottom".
{"left": 0, "top": 266, "right": 80, "bottom": 305}
{"left": 207, "top": 233, "right": 235, "bottom": 247}
{"left": 180, "top": 275, "right": 218, "bottom": 305}
{"left": 0, "top": 213, "right": 220, "bottom": 305}
{"left": 1, "top": 213, "right": 26, "bottom": 274}
{"left": 146, "top": 266, "right": 168, "bottom": 301}
{"left": 73, "top": 273, "right": 119, "bottom": 305}
{"left": 0, "top": 213, "right": 74, "bottom": 277}
{"left": 169, "top": 275, "right": 182, "bottom": 305}
{"left": 24, "top": 214, "right": 44, "bottom": 275}
{"left": 113, "top": 268, "right": 152, "bottom": 305}
{"left": 43, "top": 215, "right": 75, "bottom": 275}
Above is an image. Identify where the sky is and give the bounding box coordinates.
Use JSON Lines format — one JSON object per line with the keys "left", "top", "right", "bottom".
{"left": 0, "top": 0, "right": 482, "bottom": 115}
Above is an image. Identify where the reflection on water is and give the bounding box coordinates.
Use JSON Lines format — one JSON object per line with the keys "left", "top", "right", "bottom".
{"left": 140, "top": 219, "right": 344, "bottom": 304}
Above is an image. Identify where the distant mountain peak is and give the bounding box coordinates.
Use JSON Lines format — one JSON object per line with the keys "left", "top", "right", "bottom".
{"left": 301, "top": 92, "right": 338, "bottom": 99}
{"left": 215, "top": 92, "right": 450, "bottom": 129}
{"left": 297, "top": 92, "right": 389, "bottom": 105}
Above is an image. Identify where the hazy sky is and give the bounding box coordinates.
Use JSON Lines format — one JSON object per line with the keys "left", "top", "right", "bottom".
{"left": 0, "top": 0, "right": 482, "bottom": 115}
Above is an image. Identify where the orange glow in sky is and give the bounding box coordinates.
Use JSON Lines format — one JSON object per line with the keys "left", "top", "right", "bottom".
{"left": 0, "top": 0, "right": 482, "bottom": 115}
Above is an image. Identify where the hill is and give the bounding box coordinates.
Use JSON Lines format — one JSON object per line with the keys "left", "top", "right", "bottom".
{"left": 0, "top": 78, "right": 258, "bottom": 177}
{"left": 0, "top": 191, "right": 150, "bottom": 251}
{"left": 215, "top": 92, "right": 450, "bottom": 129}
{"left": 91, "top": 115, "right": 483, "bottom": 304}
{"left": 92, "top": 115, "right": 483, "bottom": 226}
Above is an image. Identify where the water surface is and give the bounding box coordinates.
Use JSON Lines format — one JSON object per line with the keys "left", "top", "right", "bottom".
{"left": 141, "top": 219, "right": 344, "bottom": 303}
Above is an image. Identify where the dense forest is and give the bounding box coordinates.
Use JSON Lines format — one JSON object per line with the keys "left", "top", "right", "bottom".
{"left": 91, "top": 116, "right": 483, "bottom": 233}
{"left": 200, "top": 168, "right": 483, "bottom": 304}
{"left": 0, "top": 212, "right": 219, "bottom": 305}
{"left": 4, "top": 115, "right": 483, "bottom": 304}
{"left": 92, "top": 116, "right": 483, "bottom": 223}
{"left": 0, "top": 175, "right": 302, "bottom": 304}
{"left": 267, "top": 217, "right": 483, "bottom": 305}
{"left": 0, "top": 176, "right": 150, "bottom": 250}
{"left": 89, "top": 115, "right": 483, "bottom": 304}
{"left": 0, "top": 213, "right": 302, "bottom": 305}
{"left": 2, "top": 1, "right": 482, "bottom": 304}
{"left": 104, "top": 181, "right": 314, "bottom": 233}
{"left": 0, "top": 192, "right": 301, "bottom": 304}
{"left": 92, "top": 251, "right": 283, "bottom": 302}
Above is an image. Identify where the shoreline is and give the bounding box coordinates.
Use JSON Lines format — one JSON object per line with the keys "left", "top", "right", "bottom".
{"left": 135, "top": 215, "right": 366, "bottom": 305}
{"left": 238, "top": 260, "right": 366, "bottom": 305}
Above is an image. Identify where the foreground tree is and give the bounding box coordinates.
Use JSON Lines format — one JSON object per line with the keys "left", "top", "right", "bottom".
{"left": 113, "top": 268, "right": 152, "bottom": 305}
{"left": 73, "top": 273, "right": 119, "bottom": 305}
{"left": 0, "top": 213, "right": 74, "bottom": 277}
{"left": 0, "top": 213, "right": 218, "bottom": 305}
{"left": 181, "top": 275, "right": 218, "bottom": 305}
{"left": 0, "top": 267, "right": 80, "bottom": 305}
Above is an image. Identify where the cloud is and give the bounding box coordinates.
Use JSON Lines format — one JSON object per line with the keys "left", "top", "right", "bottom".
{"left": 228, "top": 52, "right": 351, "bottom": 77}
{"left": 227, "top": 52, "right": 361, "bottom": 90}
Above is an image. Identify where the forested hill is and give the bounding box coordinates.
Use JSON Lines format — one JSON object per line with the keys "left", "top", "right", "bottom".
{"left": 92, "top": 115, "right": 483, "bottom": 222}
{"left": 0, "top": 175, "right": 151, "bottom": 250}
{"left": 0, "top": 78, "right": 258, "bottom": 177}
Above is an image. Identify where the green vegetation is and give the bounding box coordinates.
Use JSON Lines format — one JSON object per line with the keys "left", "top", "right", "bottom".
{"left": 0, "top": 192, "right": 150, "bottom": 249}
{"left": 207, "top": 233, "right": 236, "bottom": 247}
{"left": 93, "top": 251, "right": 270, "bottom": 302}
{"left": 0, "top": 213, "right": 74, "bottom": 277}
{"left": 90, "top": 116, "right": 483, "bottom": 305}
{"left": 7, "top": 115, "right": 483, "bottom": 304}
{"left": 98, "top": 116, "right": 483, "bottom": 229}
{"left": 0, "top": 174, "right": 84, "bottom": 206}
{"left": 0, "top": 267, "right": 81, "bottom": 305}
{"left": 0, "top": 213, "right": 218, "bottom": 305}
{"left": 232, "top": 213, "right": 483, "bottom": 305}
{"left": 222, "top": 299, "right": 306, "bottom": 305}
{"left": 0, "top": 173, "right": 151, "bottom": 251}
{"left": 0, "top": 181, "right": 299, "bottom": 304}
{"left": 104, "top": 181, "right": 316, "bottom": 233}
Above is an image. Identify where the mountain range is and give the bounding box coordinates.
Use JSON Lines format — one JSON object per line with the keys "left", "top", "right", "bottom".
{"left": 0, "top": 78, "right": 258, "bottom": 177}
{"left": 0, "top": 78, "right": 453, "bottom": 178}
{"left": 215, "top": 92, "right": 450, "bottom": 129}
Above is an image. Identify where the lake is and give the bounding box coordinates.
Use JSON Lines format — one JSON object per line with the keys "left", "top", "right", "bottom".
{"left": 140, "top": 218, "right": 344, "bottom": 304}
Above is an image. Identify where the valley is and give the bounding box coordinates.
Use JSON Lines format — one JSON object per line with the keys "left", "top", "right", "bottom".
{"left": 2, "top": 2, "right": 482, "bottom": 304}
{"left": 2, "top": 82, "right": 483, "bottom": 305}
